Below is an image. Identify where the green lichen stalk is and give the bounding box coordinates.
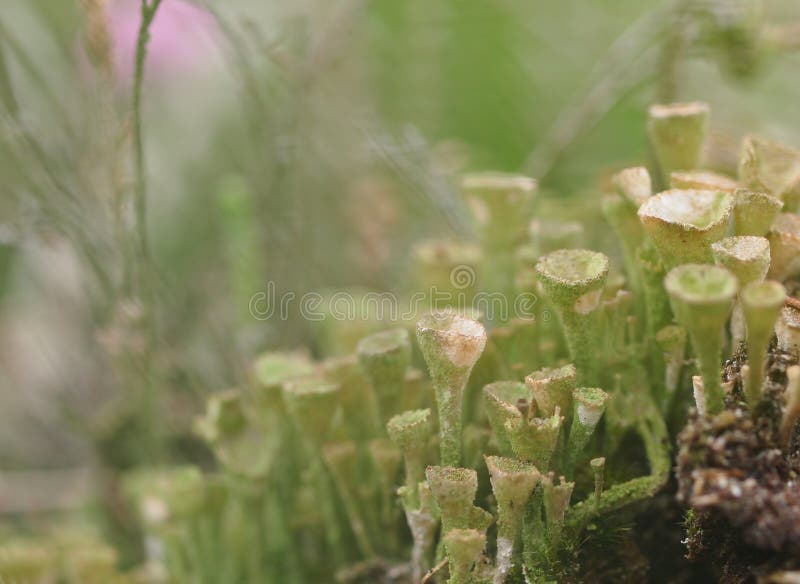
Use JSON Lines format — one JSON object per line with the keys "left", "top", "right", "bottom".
{"left": 416, "top": 312, "right": 487, "bottom": 467}
{"left": 665, "top": 264, "right": 738, "bottom": 414}
{"left": 485, "top": 456, "right": 540, "bottom": 584}
{"left": 565, "top": 387, "right": 610, "bottom": 478}
{"left": 387, "top": 408, "right": 431, "bottom": 508}
{"left": 462, "top": 172, "right": 537, "bottom": 311}
{"left": 535, "top": 250, "right": 610, "bottom": 385}
{"left": 357, "top": 327, "right": 412, "bottom": 424}
{"left": 741, "top": 280, "right": 786, "bottom": 406}
{"left": 647, "top": 102, "right": 709, "bottom": 184}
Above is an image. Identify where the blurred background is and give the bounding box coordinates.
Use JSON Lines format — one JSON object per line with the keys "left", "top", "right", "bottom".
{"left": 0, "top": 0, "right": 798, "bottom": 548}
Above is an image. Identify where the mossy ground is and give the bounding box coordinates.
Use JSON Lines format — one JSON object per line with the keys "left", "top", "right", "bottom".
{"left": 677, "top": 341, "right": 800, "bottom": 582}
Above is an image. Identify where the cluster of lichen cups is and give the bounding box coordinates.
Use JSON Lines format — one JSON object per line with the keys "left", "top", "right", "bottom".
{"left": 47, "top": 100, "right": 800, "bottom": 584}
{"left": 400, "top": 101, "right": 800, "bottom": 581}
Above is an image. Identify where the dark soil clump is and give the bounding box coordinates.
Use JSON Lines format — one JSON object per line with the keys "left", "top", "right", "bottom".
{"left": 676, "top": 342, "right": 800, "bottom": 581}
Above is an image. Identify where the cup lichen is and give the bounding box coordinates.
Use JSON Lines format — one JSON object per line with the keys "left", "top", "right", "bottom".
{"left": 417, "top": 312, "right": 487, "bottom": 466}
{"left": 535, "top": 249, "right": 609, "bottom": 383}
{"left": 740, "top": 280, "right": 786, "bottom": 406}
{"left": 647, "top": 102, "right": 709, "bottom": 183}
{"left": 638, "top": 189, "right": 734, "bottom": 268}
{"left": 665, "top": 264, "right": 738, "bottom": 414}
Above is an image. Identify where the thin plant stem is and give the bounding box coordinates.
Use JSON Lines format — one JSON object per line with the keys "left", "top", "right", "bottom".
{"left": 132, "top": 0, "right": 164, "bottom": 463}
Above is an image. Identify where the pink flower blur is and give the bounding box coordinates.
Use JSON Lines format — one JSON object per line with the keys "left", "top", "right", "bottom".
{"left": 107, "top": 0, "right": 219, "bottom": 85}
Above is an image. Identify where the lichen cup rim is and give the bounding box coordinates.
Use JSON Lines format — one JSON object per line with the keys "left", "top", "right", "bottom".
{"left": 638, "top": 189, "right": 733, "bottom": 232}
{"left": 740, "top": 280, "right": 787, "bottom": 309}
{"left": 740, "top": 134, "right": 800, "bottom": 178}
{"left": 670, "top": 170, "right": 738, "bottom": 192}
{"left": 357, "top": 327, "right": 410, "bottom": 357}
{"left": 252, "top": 351, "right": 315, "bottom": 388}
{"left": 416, "top": 311, "right": 487, "bottom": 347}
{"left": 612, "top": 166, "right": 652, "bottom": 206}
{"left": 711, "top": 236, "right": 771, "bottom": 285}
{"left": 525, "top": 363, "right": 577, "bottom": 385}
{"left": 573, "top": 387, "right": 610, "bottom": 408}
{"left": 387, "top": 408, "right": 431, "bottom": 443}
{"left": 648, "top": 101, "right": 710, "bottom": 119}
{"left": 664, "top": 264, "right": 739, "bottom": 305}
{"left": 484, "top": 455, "right": 539, "bottom": 476}
{"left": 425, "top": 465, "right": 479, "bottom": 496}
{"left": 282, "top": 376, "right": 340, "bottom": 397}
{"left": 483, "top": 380, "right": 531, "bottom": 404}
{"left": 734, "top": 188, "right": 783, "bottom": 208}
{"left": 535, "top": 249, "right": 610, "bottom": 288}
{"left": 388, "top": 407, "right": 430, "bottom": 426}
{"left": 711, "top": 235, "right": 770, "bottom": 262}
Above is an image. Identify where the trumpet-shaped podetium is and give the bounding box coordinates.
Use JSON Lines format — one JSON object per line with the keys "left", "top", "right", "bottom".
{"left": 484, "top": 456, "right": 540, "bottom": 584}
{"left": 251, "top": 351, "right": 314, "bottom": 408}
{"left": 194, "top": 390, "right": 277, "bottom": 481}
{"left": 656, "top": 324, "right": 687, "bottom": 398}
{"left": 323, "top": 354, "right": 383, "bottom": 441}
{"left": 665, "top": 264, "right": 738, "bottom": 415}
{"left": 670, "top": 170, "right": 737, "bottom": 192}
{"left": 525, "top": 363, "right": 577, "bottom": 420}
{"left": 282, "top": 377, "right": 340, "bottom": 446}
{"left": 462, "top": 173, "right": 537, "bottom": 304}
{"left": 638, "top": 243, "right": 672, "bottom": 336}
{"left": 387, "top": 409, "right": 431, "bottom": 507}
{"left": 605, "top": 167, "right": 651, "bottom": 306}
{"left": 565, "top": 387, "right": 610, "bottom": 477}
{"left": 738, "top": 134, "right": 800, "bottom": 212}
{"left": 767, "top": 213, "right": 800, "bottom": 281}
{"left": 483, "top": 381, "right": 531, "bottom": 457}
{"left": 647, "top": 102, "right": 709, "bottom": 183}
{"left": 638, "top": 189, "right": 734, "bottom": 269}
{"left": 425, "top": 466, "right": 492, "bottom": 536}
{"left": 776, "top": 304, "right": 800, "bottom": 357}
{"left": 401, "top": 482, "right": 438, "bottom": 583}
{"left": 535, "top": 249, "right": 609, "bottom": 384}
{"left": 529, "top": 219, "right": 585, "bottom": 256}
{"left": 541, "top": 474, "right": 575, "bottom": 548}
{"left": 603, "top": 193, "right": 645, "bottom": 304}
{"left": 505, "top": 409, "right": 564, "bottom": 471}
{"left": 417, "top": 312, "right": 487, "bottom": 466}
{"left": 613, "top": 166, "right": 652, "bottom": 206}
{"left": 741, "top": 281, "right": 787, "bottom": 407}
{"left": 712, "top": 235, "right": 771, "bottom": 345}
{"left": 369, "top": 438, "right": 402, "bottom": 522}
{"left": 443, "top": 528, "right": 487, "bottom": 584}
{"left": 461, "top": 173, "right": 538, "bottom": 236}
{"left": 711, "top": 236, "right": 770, "bottom": 287}
{"left": 196, "top": 389, "right": 246, "bottom": 442}
{"left": 412, "top": 239, "right": 481, "bottom": 309}
{"left": 732, "top": 189, "right": 783, "bottom": 237}
{"left": 357, "top": 327, "right": 411, "bottom": 422}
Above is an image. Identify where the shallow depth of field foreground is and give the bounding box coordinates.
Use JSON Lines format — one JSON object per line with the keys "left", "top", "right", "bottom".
{"left": 2, "top": 1, "right": 800, "bottom": 582}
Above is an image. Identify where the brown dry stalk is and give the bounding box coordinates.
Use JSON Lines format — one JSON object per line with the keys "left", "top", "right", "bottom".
{"left": 79, "top": 0, "right": 114, "bottom": 80}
